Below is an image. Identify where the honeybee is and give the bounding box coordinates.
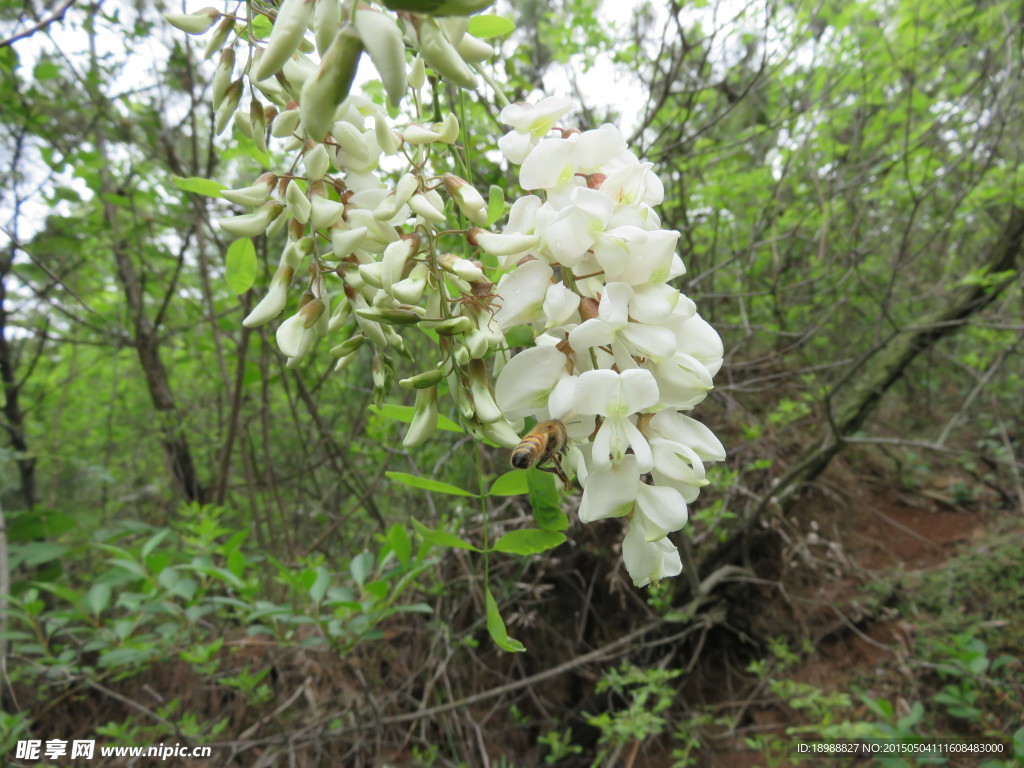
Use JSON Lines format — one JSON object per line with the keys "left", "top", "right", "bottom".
{"left": 511, "top": 419, "right": 570, "bottom": 485}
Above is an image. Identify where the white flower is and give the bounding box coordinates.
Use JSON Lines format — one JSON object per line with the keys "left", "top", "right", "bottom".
{"left": 578, "top": 456, "right": 642, "bottom": 523}
{"left": 493, "top": 260, "right": 551, "bottom": 330}
{"left": 568, "top": 282, "right": 677, "bottom": 361}
{"left": 668, "top": 311, "right": 725, "bottom": 378}
{"left": 498, "top": 96, "right": 573, "bottom": 164}
{"left": 494, "top": 345, "right": 573, "bottom": 421}
{"left": 622, "top": 524, "right": 683, "bottom": 587}
{"left": 574, "top": 368, "right": 659, "bottom": 471}
{"left": 592, "top": 226, "right": 682, "bottom": 286}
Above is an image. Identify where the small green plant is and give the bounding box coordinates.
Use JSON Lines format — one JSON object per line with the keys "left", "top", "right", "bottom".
{"left": 584, "top": 663, "right": 681, "bottom": 766}
{"left": 539, "top": 727, "right": 582, "bottom": 764}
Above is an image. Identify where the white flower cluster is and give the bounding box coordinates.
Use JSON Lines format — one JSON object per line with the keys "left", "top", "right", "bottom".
{"left": 485, "top": 97, "right": 726, "bottom": 587}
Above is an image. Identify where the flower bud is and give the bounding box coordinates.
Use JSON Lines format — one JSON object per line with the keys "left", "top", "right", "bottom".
{"left": 403, "top": 385, "right": 438, "bottom": 449}
{"left": 300, "top": 25, "right": 364, "bottom": 140}
{"left": 383, "top": 236, "right": 419, "bottom": 283}
{"left": 438, "top": 253, "right": 485, "bottom": 282}
{"left": 211, "top": 49, "right": 235, "bottom": 110}
{"left": 355, "top": 307, "right": 424, "bottom": 325}
{"left": 203, "top": 16, "right": 234, "bottom": 58}
{"left": 309, "top": 196, "right": 344, "bottom": 230}
{"left": 271, "top": 107, "right": 301, "bottom": 138}
{"left": 468, "top": 359, "right": 502, "bottom": 423}
{"left": 164, "top": 7, "right": 220, "bottom": 35}
{"left": 433, "top": 113, "right": 460, "bottom": 144}
{"left": 415, "top": 17, "right": 477, "bottom": 90}
{"left": 392, "top": 263, "right": 428, "bottom": 304}
{"left": 331, "top": 224, "right": 369, "bottom": 257}
{"left": 409, "top": 192, "right": 446, "bottom": 223}
{"left": 285, "top": 180, "right": 311, "bottom": 223}
{"left": 243, "top": 265, "right": 294, "bottom": 327}
{"left": 374, "top": 112, "right": 401, "bottom": 154}
{"left": 480, "top": 418, "right": 522, "bottom": 449}
{"left": 303, "top": 143, "right": 330, "bottom": 180}
{"left": 252, "top": 0, "right": 316, "bottom": 81}
{"left": 221, "top": 173, "right": 276, "bottom": 207}
{"left": 333, "top": 122, "right": 374, "bottom": 167}
{"left": 401, "top": 124, "right": 443, "bottom": 145}
{"left": 442, "top": 173, "right": 488, "bottom": 226}
{"left": 214, "top": 79, "right": 243, "bottom": 135}
{"left": 408, "top": 55, "right": 426, "bottom": 90}
{"left": 467, "top": 229, "right": 540, "bottom": 258}
{"left": 354, "top": 7, "right": 407, "bottom": 108}
{"left": 327, "top": 292, "right": 352, "bottom": 329}
{"left": 330, "top": 333, "right": 366, "bottom": 357}
{"left": 579, "top": 296, "right": 600, "bottom": 321}
{"left": 431, "top": 316, "right": 474, "bottom": 335}
{"left": 314, "top": 0, "right": 340, "bottom": 56}
{"left": 218, "top": 201, "right": 283, "bottom": 237}
{"left": 456, "top": 33, "right": 494, "bottom": 64}
{"left": 400, "top": 367, "right": 445, "bottom": 390}
{"left": 250, "top": 97, "right": 268, "bottom": 153}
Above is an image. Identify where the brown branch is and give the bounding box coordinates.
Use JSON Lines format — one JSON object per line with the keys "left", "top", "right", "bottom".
{"left": 0, "top": 0, "right": 77, "bottom": 49}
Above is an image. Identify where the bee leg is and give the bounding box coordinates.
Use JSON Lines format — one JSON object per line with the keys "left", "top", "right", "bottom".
{"left": 538, "top": 457, "right": 572, "bottom": 488}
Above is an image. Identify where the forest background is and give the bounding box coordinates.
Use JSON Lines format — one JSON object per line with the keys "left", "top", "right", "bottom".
{"left": 0, "top": 0, "right": 1022, "bottom": 766}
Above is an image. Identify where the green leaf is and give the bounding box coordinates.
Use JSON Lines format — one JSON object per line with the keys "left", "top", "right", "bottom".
{"left": 350, "top": 552, "right": 373, "bottom": 586}
{"left": 387, "top": 524, "right": 412, "bottom": 566}
{"left": 141, "top": 528, "right": 171, "bottom": 559}
{"left": 410, "top": 518, "right": 479, "bottom": 551}
{"left": 171, "top": 175, "right": 226, "bottom": 198}
{"left": 310, "top": 567, "right": 331, "bottom": 603}
{"left": 486, "top": 184, "right": 505, "bottom": 225}
{"left": 488, "top": 470, "right": 529, "bottom": 496}
{"left": 468, "top": 14, "right": 515, "bottom": 39}
{"left": 527, "top": 468, "right": 569, "bottom": 531}
{"left": 503, "top": 325, "right": 534, "bottom": 347}
{"left": 251, "top": 13, "right": 273, "bottom": 39}
{"left": 12, "top": 542, "right": 69, "bottom": 568}
{"left": 492, "top": 528, "right": 565, "bottom": 555}
{"left": 83, "top": 583, "right": 112, "bottom": 616}
{"left": 369, "top": 404, "right": 463, "bottom": 432}
{"left": 485, "top": 586, "right": 525, "bottom": 652}
{"left": 386, "top": 471, "right": 476, "bottom": 497}
{"left": 225, "top": 238, "right": 257, "bottom": 294}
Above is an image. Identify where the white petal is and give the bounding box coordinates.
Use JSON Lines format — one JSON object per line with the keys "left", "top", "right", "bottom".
{"left": 544, "top": 207, "right": 595, "bottom": 266}
{"left": 578, "top": 457, "right": 640, "bottom": 523}
{"left": 574, "top": 369, "right": 621, "bottom": 415}
{"left": 622, "top": 525, "right": 682, "bottom": 587}
{"left": 622, "top": 418, "right": 654, "bottom": 473}
{"left": 547, "top": 373, "right": 579, "bottom": 420}
{"left": 493, "top": 260, "right": 552, "bottom": 330}
{"left": 520, "top": 139, "right": 576, "bottom": 191}
{"left": 499, "top": 96, "right": 572, "bottom": 134}
{"left": 275, "top": 313, "right": 306, "bottom": 357}
{"left": 649, "top": 354, "right": 713, "bottom": 409}
{"left": 505, "top": 194, "right": 543, "bottom": 234}
{"left": 243, "top": 280, "right": 289, "bottom": 327}
{"left": 621, "top": 322, "right": 677, "bottom": 360}
{"left": 618, "top": 369, "right": 660, "bottom": 412}
{"left": 498, "top": 130, "right": 537, "bottom": 165}
{"left": 674, "top": 313, "right": 724, "bottom": 377}
{"left": 494, "top": 345, "right": 568, "bottom": 417}
{"left": 599, "top": 282, "right": 633, "bottom": 328}
{"left": 568, "top": 318, "right": 615, "bottom": 353}
{"left": 635, "top": 483, "right": 688, "bottom": 539}
{"left": 543, "top": 282, "right": 580, "bottom": 329}
{"left": 575, "top": 124, "right": 627, "bottom": 172}
{"left": 629, "top": 284, "right": 678, "bottom": 324}
{"left": 650, "top": 410, "right": 726, "bottom": 462}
